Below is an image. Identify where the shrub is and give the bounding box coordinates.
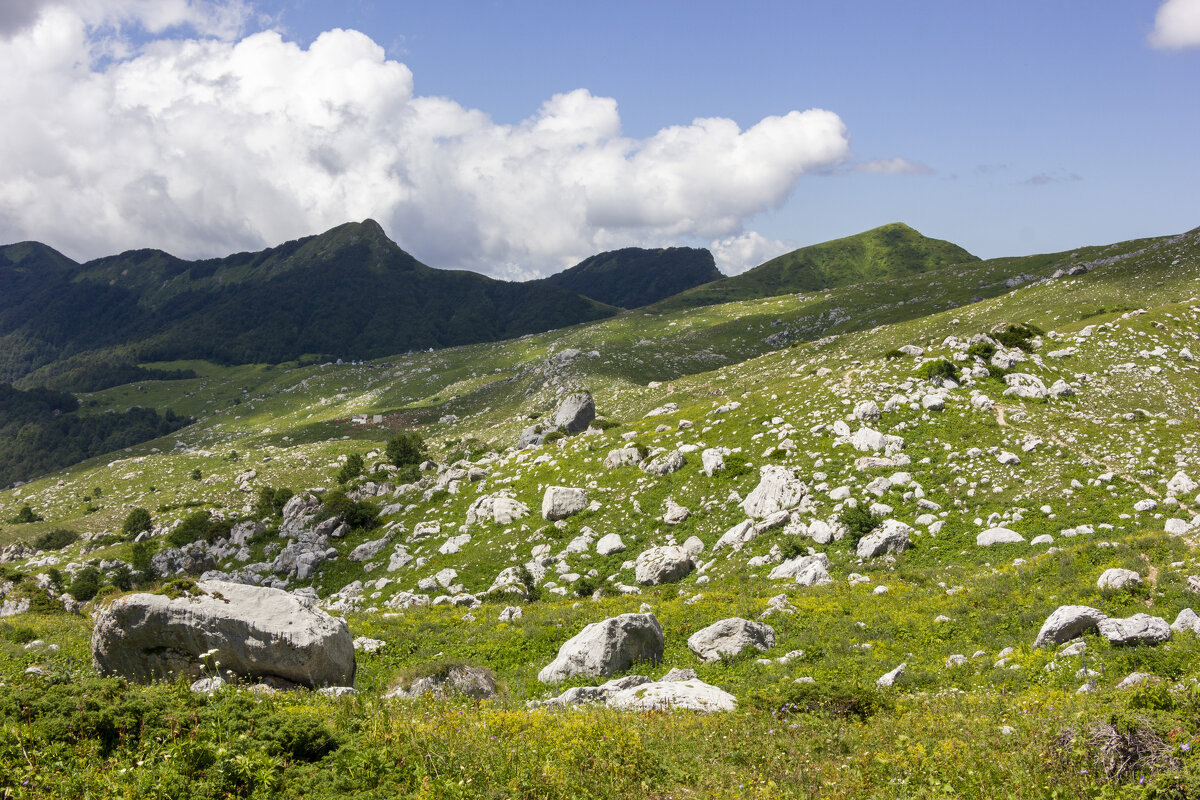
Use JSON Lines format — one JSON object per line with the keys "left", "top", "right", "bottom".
{"left": 966, "top": 341, "right": 996, "bottom": 360}
{"left": 386, "top": 431, "right": 427, "bottom": 468}
{"left": 67, "top": 566, "right": 103, "bottom": 602}
{"left": 130, "top": 540, "right": 157, "bottom": 582}
{"left": 166, "top": 511, "right": 231, "bottom": 548}
{"left": 11, "top": 505, "right": 43, "bottom": 523}
{"left": 884, "top": 348, "right": 905, "bottom": 359}
{"left": 779, "top": 536, "right": 807, "bottom": 560}
{"left": 109, "top": 563, "right": 133, "bottom": 592}
{"left": 753, "top": 680, "right": 893, "bottom": 720}
{"left": 0, "top": 622, "right": 39, "bottom": 644}
{"left": 574, "top": 577, "right": 597, "bottom": 597}
{"left": 517, "top": 565, "right": 541, "bottom": 602}
{"left": 336, "top": 452, "right": 364, "bottom": 484}
{"left": 994, "top": 323, "right": 1044, "bottom": 351}
{"left": 917, "top": 358, "right": 960, "bottom": 382}
{"left": 317, "top": 490, "right": 378, "bottom": 530}
{"left": 32, "top": 528, "right": 78, "bottom": 551}
{"left": 840, "top": 505, "right": 882, "bottom": 544}
{"left": 260, "top": 712, "right": 340, "bottom": 762}
{"left": 590, "top": 418, "right": 620, "bottom": 430}
{"left": 255, "top": 486, "right": 294, "bottom": 518}
{"left": 543, "top": 430, "right": 565, "bottom": 445}
{"left": 121, "top": 507, "right": 153, "bottom": 537}
{"left": 190, "top": 468, "right": 202, "bottom": 481}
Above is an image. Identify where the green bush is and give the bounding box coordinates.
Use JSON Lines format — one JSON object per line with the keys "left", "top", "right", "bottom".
{"left": 255, "top": 486, "right": 294, "bottom": 518}
{"left": 260, "top": 711, "right": 340, "bottom": 762}
{"left": 386, "top": 431, "right": 427, "bottom": 468}
{"left": 121, "top": 507, "right": 153, "bottom": 537}
{"left": 994, "top": 323, "right": 1043, "bottom": 351}
{"left": 130, "top": 540, "right": 157, "bottom": 582}
{"left": 758, "top": 680, "right": 894, "bottom": 720}
{"left": 11, "top": 505, "right": 43, "bottom": 523}
{"left": 884, "top": 348, "right": 905, "bottom": 359}
{"left": 590, "top": 418, "right": 621, "bottom": 430}
{"left": 917, "top": 358, "right": 960, "bottom": 382}
{"left": 67, "top": 566, "right": 103, "bottom": 602}
{"left": 317, "top": 490, "right": 379, "bottom": 530}
{"left": 190, "top": 468, "right": 202, "bottom": 481}
{"left": 0, "top": 621, "right": 39, "bottom": 644}
{"left": 517, "top": 565, "right": 541, "bottom": 602}
{"left": 574, "top": 577, "right": 598, "bottom": 597}
{"left": 778, "top": 536, "right": 807, "bottom": 560}
{"left": 543, "top": 430, "right": 566, "bottom": 445}
{"left": 336, "top": 452, "right": 364, "bottom": 484}
{"left": 840, "top": 505, "right": 882, "bottom": 544}
{"left": 166, "top": 511, "right": 231, "bottom": 548}
{"left": 32, "top": 528, "right": 78, "bottom": 551}
{"left": 967, "top": 341, "right": 996, "bottom": 360}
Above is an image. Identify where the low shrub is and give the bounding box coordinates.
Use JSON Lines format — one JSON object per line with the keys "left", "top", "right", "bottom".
{"left": 840, "top": 505, "right": 882, "bottom": 544}
{"left": 121, "top": 507, "right": 153, "bottom": 537}
{"left": 32, "top": 528, "right": 78, "bottom": 552}
{"left": 917, "top": 358, "right": 960, "bottom": 382}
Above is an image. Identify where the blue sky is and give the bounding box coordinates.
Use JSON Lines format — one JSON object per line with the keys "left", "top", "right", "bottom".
{"left": 1, "top": 0, "right": 1197, "bottom": 275}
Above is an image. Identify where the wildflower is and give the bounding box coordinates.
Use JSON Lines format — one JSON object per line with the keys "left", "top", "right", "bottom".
{"left": 199, "top": 648, "right": 219, "bottom": 659}
{"left": 1182, "top": 743, "right": 1192, "bottom": 752}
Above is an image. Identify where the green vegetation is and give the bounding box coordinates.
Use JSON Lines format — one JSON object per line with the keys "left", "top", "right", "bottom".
{"left": 336, "top": 453, "right": 364, "bottom": 484}
{"left": 540, "top": 245, "right": 722, "bottom": 309}
{"left": 31, "top": 528, "right": 77, "bottom": 551}
{"left": 121, "top": 507, "right": 153, "bottom": 537}
{"left": 386, "top": 431, "right": 427, "bottom": 468}
{"left": 917, "top": 357, "right": 961, "bottom": 382}
{"left": 165, "top": 511, "right": 233, "bottom": 549}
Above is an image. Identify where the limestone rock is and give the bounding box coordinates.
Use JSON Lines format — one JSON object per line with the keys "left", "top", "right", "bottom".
{"left": 741, "top": 465, "right": 807, "bottom": 518}
{"left": 642, "top": 450, "right": 686, "bottom": 476}
{"left": 977, "top": 527, "right": 1026, "bottom": 546}
{"left": 537, "top": 613, "right": 665, "bottom": 683}
{"left": 606, "top": 678, "right": 736, "bottom": 713}
{"left": 856, "top": 519, "right": 912, "bottom": 559}
{"left": 1097, "top": 614, "right": 1171, "bottom": 646}
{"left": 551, "top": 392, "right": 596, "bottom": 433}
{"left": 604, "top": 446, "right": 643, "bottom": 469}
{"left": 388, "top": 664, "right": 498, "bottom": 700}
{"left": 91, "top": 580, "right": 355, "bottom": 687}
{"left": 1034, "top": 605, "right": 1108, "bottom": 648}
{"left": 687, "top": 618, "right": 775, "bottom": 662}
{"left": 1096, "top": 568, "right": 1142, "bottom": 591}
{"left": 635, "top": 546, "right": 694, "bottom": 585}
{"left": 542, "top": 486, "right": 588, "bottom": 520}
{"left": 596, "top": 533, "right": 626, "bottom": 556}
{"left": 701, "top": 448, "right": 726, "bottom": 476}
{"left": 467, "top": 493, "right": 530, "bottom": 526}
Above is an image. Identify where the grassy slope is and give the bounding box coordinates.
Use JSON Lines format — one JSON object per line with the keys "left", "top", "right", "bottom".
{"left": 2, "top": 226, "right": 1200, "bottom": 797}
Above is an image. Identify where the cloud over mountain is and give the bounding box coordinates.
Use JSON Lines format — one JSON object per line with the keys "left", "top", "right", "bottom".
{"left": 0, "top": 2, "right": 851, "bottom": 276}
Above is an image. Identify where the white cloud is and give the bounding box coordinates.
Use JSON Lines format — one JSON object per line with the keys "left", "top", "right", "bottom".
{"left": 709, "top": 231, "right": 793, "bottom": 275}
{"left": 1149, "top": 0, "right": 1200, "bottom": 49}
{"left": 0, "top": 0, "right": 250, "bottom": 39}
{"left": 0, "top": 6, "right": 852, "bottom": 277}
{"left": 851, "top": 157, "right": 933, "bottom": 175}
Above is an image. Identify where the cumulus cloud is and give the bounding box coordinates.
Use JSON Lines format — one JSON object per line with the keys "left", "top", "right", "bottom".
{"left": 1149, "top": 0, "right": 1200, "bottom": 49}
{"left": 709, "top": 232, "right": 793, "bottom": 275}
{"left": 0, "top": 5, "right": 853, "bottom": 277}
{"left": 0, "top": 0, "right": 250, "bottom": 39}
{"left": 850, "top": 157, "right": 933, "bottom": 175}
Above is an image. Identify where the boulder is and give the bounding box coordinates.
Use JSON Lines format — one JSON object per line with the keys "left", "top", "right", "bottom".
{"left": 876, "top": 663, "right": 906, "bottom": 688}
{"left": 769, "top": 553, "right": 831, "bottom": 586}
{"left": 1170, "top": 608, "right": 1200, "bottom": 635}
{"left": 741, "top": 465, "right": 807, "bottom": 518}
{"left": 596, "top": 533, "right": 626, "bottom": 555}
{"left": 537, "top": 613, "right": 665, "bottom": 683}
{"left": 466, "top": 493, "right": 530, "bottom": 526}
{"left": 856, "top": 520, "right": 912, "bottom": 559}
{"left": 701, "top": 449, "right": 726, "bottom": 476}
{"left": 606, "top": 678, "right": 736, "bottom": 713}
{"left": 1097, "top": 568, "right": 1142, "bottom": 591}
{"left": 976, "top": 527, "right": 1026, "bottom": 546}
{"left": 387, "top": 664, "right": 497, "bottom": 700}
{"left": 635, "top": 546, "right": 694, "bottom": 585}
{"left": 1097, "top": 614, "right": 1172, "bottom": 646}
{"left": 551, "top": 392, "right": 596, "bottom": 433}
{"left": 516, "top": 424, "right": 547, "bottom": 450}
{"left": 91, "top": 580, "right": 355, "bottom": 687}
{"left": 542, "top": 486, "right": 588, "bottom": 520}
{"left": 604, "top": 446, "right": 643, "bottom": 469}
{"left": 348, "top": 534, "right": 393, "bottom": 562}
{"left": 687, "top": 618, "right": 775, "bottom": 662}
{"left": 1034, "top": 605, "right": 1108, "bottom": 648}
{"left": 642, "top": 450, "right": 686, "bottom": 476}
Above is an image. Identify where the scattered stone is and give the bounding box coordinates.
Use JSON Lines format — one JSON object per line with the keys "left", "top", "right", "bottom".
{"left": 635, "top": 546, "right": 695, "bottom": 586}
{"left": 1034, "top": 605, "right": 1108, "bottom": 648}
{"left": 687, "top": 618, "right": 775, "bottom": 662}
{"left": 1096, "top": 568, "right": 1142, "bottom": 591}
{"left": 856, "top": 520, "right": 912, "bottom": 559}
{"left": 876, "top": 663, "right": 906, "bottom": 688}
{"left": 977, "top": 528, "right": 1026, "bottom": 546}
{"left": 1097, "top": 614, "right": 1172, "bottom": 645}
{"left": 538, "top": 613, "right": 665, "bottom": 683}
{"left": 542, "top": 486, "right": 588, "bottom": 520}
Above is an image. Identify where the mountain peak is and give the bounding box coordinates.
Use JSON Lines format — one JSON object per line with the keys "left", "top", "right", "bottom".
{"left": 541, "top": 246, "right": 721, "bottom": 308}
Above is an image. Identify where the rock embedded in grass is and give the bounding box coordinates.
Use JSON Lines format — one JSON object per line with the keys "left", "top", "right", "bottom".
{"left": 687, "top": 618, "right": 775, "bottom": 662}
{"left": 1034, "top": 605, "right": 1108, "bottom": 648}
{"left": 537, "top": 612, "right": 665, "bottom": 683}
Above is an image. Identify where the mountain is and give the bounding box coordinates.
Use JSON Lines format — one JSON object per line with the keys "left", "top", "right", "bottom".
{"left": 538, "top": 246, "right": 722, "bottom": 308}
{"left": 653, "top": 222, "right": 979, "bottom": 310}
{"left": 0, "top": 220, "right": 620, "bottom": 388}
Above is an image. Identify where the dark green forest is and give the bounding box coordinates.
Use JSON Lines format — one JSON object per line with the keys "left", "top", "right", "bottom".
{"left": 539, "top": 246, "right": 721, "bottom": 308}
{"left": 0, "top": 383, "right": 191, "bottom": 488}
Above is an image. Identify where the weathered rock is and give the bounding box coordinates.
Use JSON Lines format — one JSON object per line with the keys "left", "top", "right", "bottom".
{"left": 768, "top": 553, "right": 831, "bottom": 587}
{"left": 1170, "top": 608, "right": 1200, "bottom": 635}
{"left": 642, "top": 450, "right": 686, "bottom": 476}
{"left": 687, "top": 618, "right": 775, "bottom": 662}
{"left": 466, "top": 493, "right": 530, "bottom": 526}
{"left": 1097, "top": 614, "right": 1171, "bottom": 646}
{"left": 516, "top": 424, "right": 548, "bottom": 450}
{"left": 596, "top": 533, "right": 626, "bottom": 555}
{"left": 876, "top": 663, "right": 906, "bottom": 688}
{"left": 537, "top": 613, "right": 665, "bottom": 683}
{"left": 388, "top": 664, "right": 497, "bottom": 700}
{"left": 604, "top": 446, "right": 643, "bottom": 469}
{"left": 1034, "top": 605, "right": 1108, "bottom": 648}
{"left": 551, "top": 392, "right": 596, "bottom": 433}
{"left": 701, "top": 448, "right": 726, "bottom": 476}
{"left": 635, "top": 546, "right": 694, "bottom": 585}
{"left": 91, "top": 580, "right": 355, "bottom": 687}
{"left": 538, "top": 675, "right": 653, "bottom": 708}
{"left": 348, "top": 534, "right": 393, "bottom": 562}
{"left": 1097, "top": 568, "right": 1142, "bottom": 591}
{"left": 1166, "top": 471, "right": 1197, "bottom": 497}
{"left": 853, "top": 400, "right": 881, "bottom": 422}
{"left": 856, "top": 520, "right": 912, "bottom": 559}
{"left": 662, "top": 499, "right": 691, "bottom": 525}
{"left": 976, "top": 527, "right": 1026, "bottom": 546}
{"left": 741, "top": 465, "right": 807, "bottom": 518}
{"left": 542, "top": 486, "right": 588, "bottom": 520}
{"left": 606, "top": 678, "right": 736, "bottom": 713}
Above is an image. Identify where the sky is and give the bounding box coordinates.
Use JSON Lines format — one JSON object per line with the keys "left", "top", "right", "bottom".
{"left": 0, "top": 0, "right": 1197, "bottom": 279}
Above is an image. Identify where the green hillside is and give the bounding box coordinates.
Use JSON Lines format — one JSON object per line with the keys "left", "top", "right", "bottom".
{"left": 539, "top": 245, "right": 722, "bottom": 308}
{"left": 656, "top": 222, "right": 979, "bottom": 310}
{"left": 1, "top": 223, "right": 1200, "bottom": 799}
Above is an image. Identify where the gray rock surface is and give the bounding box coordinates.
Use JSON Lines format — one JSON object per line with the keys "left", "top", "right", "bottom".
{"left": 1097, "top": 614, "right": 1172, "bottom": 645}
{"left": 541, "top": 486, "right": 588, "bottom": 520}
{"left": 1096, "top": 568, "right": 1142, "bottom": 590}
{"left": 856, "top": 520, "right": 912, "bottom": 558}
{"left": 635, "top": 545, "right": 694, "bottom": 585}
{"left": 605, "top": 678, "right": 736, "bottom": 712}
{"left": 1034, "top": 605, "right": 1108, "bottom": 648}
{"left": 91, "top": 580, "right": 355, "bottom": 687}
{"left": 976, "top": 527, "right": 1026, "bottom": 546}
{"left": 741, "top": 465, "right": 807, "bottom": 518}
{"left": 604, "top": 446, "right": 643, "bottom": 469}
{"left": 388, "top": 664, "right": 498, "bottom": 700}
{"left": 466, "top": 493, "right": 530, "bottom": 526}
{"left": 551, "top": 392, "right": 596, "bottom": 433}
{"left": 687, "top": 618, "right": 775, "bottom": 662}
{"left": 537, "top": 613, "right": 665, "bottom": 683}
{"left": 642, "top": 450, "right": 686, "bottom": 476}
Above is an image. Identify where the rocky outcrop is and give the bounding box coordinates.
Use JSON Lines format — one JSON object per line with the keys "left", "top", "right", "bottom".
{"left": 542, "top": 486, "right": 588, "bottom": 520}
{"left": 606, "top": 678, "right": 736, "bottom": 713}
{"left": 91, "top": 580, "right": 355, "bottom": 687}
{"left": 741, "top": 465, "right": 807, "bottom": 518}
{"left": 635, "top": 546, "right": 694, "bottom": 585}
{"left": 551, "top": 392, "right": 596, "bottom": 433}
{"left": 466, "top": 492, "right": 530, "bottom": 526}
{"left": 1097, "top": 614, "right": 1171, "bottom": 646}
{"left": 976, "top": 527, "right": 1025, "bottom": 546}
{"left": 538, "top": 613, "right": 665, "bottom": 683}
{"left": 1034, "top": 605, "right": 1108, "bottom": 648}
{"left": 856, "top": 520, "right": 912, "bottom": 558}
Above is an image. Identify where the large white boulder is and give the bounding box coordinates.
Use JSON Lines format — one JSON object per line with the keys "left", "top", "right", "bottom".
{"left": 1097, "top": 568, "right": 1142, "bottom": 591}
{"left": 642, "top": 450, "right": 686, "bottom": 476}
{"left": 542, "top": 486, "right": 588, "bottom": 520}
{"left": 635, "top": 546, "right": 695, "bottom": 585}
{"left": 1097, "top": 614, "right": 1172, "bottom": 646}
{"left": 856, "top": 520, "right": 912, "bottom": 559}
{"left": 537, "top": 613, "right": 665, "bottom": 683}
{"left": 466, "top": 493, "right": 530, "bottom": 526}
{"left": 741, "top": 465, "right": 807, "bottom": 518}
{"left": 701, "top": 448, "right": 726, "bottom": 476}
{"left": 596, "top": 533, "right": 626, "bottom": 556}
{"left": 551, "top": 392, "right": 596, "bottom": 433}
{"left": 976, "top": 527, "right": 1026, "bottom": 546}
{"left": 1167, "top": 471, "right": 1198, "bottom": 497}
{"left": 606, "top": 678, "right": 736, "bottom": 712}
{"left": 604, "top": 446, "right": 643, "bottom": 469}
{"left": 91, "top": 580, "right": 355, "bottom": 687}
{"left": 687, "top": 618, "right": 775, "bottom": 662}
{"left": 769, "top": 553, "right": 832, "bottom": 587}
{"left": 1034, "top": 605, "right": 1108, "bottom": 648}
